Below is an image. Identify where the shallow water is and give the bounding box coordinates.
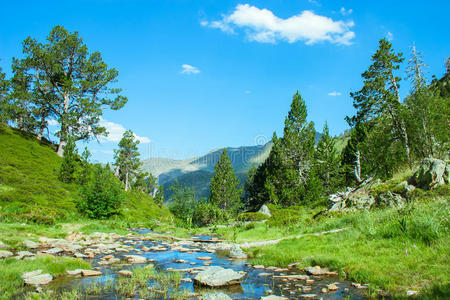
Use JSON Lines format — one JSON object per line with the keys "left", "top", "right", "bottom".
{"left": 50, "top": 230, "right": 367, "bottom": 299}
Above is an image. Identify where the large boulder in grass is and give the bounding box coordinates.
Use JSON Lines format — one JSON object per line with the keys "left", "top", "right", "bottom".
{"left": 194, "top": 266, "right": 246, "bottom": 287}
{"left": 258, "top": 204, "right": 272, "bottom": 217}
{"left": 409, "top": 158, "right": 448, "bottom": 190}
{"left": 375, "top": 191, "right": 406, "bottom": 208}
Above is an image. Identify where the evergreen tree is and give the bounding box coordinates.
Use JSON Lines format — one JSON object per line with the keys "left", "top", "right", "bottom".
{"left": 114, "top": 130, "right": 142, "bottom": 191}
{"left": 314, "top": 122, "right": 340, "bottom": 194}
{"left": 0, "top": 65, "right": 10, "bottom": 123}
{"left": 209, "top": 149, "right": 242, "bottom": 216}
{"left": 348, "top": 38, "right": 411, "bottom": 166}
{"left": 59, "top": 136, "right": 78, "bottom": 183}
{"left": 13, "top": 25, "right": 127, "bottom": 156}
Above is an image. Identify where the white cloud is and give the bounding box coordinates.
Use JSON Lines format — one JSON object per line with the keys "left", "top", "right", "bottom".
{"left": 340, "top": 7, "right": 353, "bottom": 16}
{"left": 180, "top": 64, "right": 200, "bottom": 75}
{"left": 47, "top": 119, "right": 58, "bottom": 126}
{"left": 328, "top": 91, "right": 342, "bottom": 96}
{"left": 99, "top": 118, "right": 150, "bottom": 144}
{"left": 202, "top": 4, "right": 355, "bottom": 45}
{"left": 386, "top": 31, "right": 394, "bottom": 41}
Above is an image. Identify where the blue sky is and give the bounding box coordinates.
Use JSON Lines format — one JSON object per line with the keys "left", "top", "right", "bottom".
{"left": 1, "top": 0, "right": 449, "bottom": 162}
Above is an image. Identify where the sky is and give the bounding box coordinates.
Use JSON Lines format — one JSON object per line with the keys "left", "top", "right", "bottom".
{"left": 0, "top": 0, "right": 449, "bottom": 163}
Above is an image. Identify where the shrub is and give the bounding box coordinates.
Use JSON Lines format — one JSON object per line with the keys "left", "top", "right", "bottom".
{"left": 168, "top": 183, "right": 196, "bottom": 226}
{"left": 267, "top": 206, "right": 309, "bottom": 227}
{"left": 58, "top": 137, "right": 78, "bottom": 183}
{"left": 77, "top": 164, "right": 124, "bottom": 219}
{"left": 192, "top": 200, "right": 224, "bottom": 227}
{"left": 237, "top": 212, "right": 269, "bottom": 222}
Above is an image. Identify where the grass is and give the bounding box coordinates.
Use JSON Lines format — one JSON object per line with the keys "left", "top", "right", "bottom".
{"left": 0, "top": 255, "right": 90, "bottom": 300}
{"left": 213, "top": 185, "right": 449, "bottom": 296}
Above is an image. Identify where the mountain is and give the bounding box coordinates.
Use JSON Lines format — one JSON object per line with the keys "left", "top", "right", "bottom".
{"left": 142, "top": 142, "right": 273, "bottom": 199}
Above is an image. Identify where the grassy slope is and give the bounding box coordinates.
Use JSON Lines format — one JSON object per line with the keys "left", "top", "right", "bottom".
{"left": 213, "top": 175, "right": 449, "bottom": 296}
{"left": 0, "top": 125, "right": 172, "bottom": 225}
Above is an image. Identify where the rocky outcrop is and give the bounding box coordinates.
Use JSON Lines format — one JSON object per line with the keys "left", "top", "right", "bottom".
{"left": 258, "top": 204, "right": 272, "bottom": 217}
{"left": 375, "top": 191, "right": 405, "bottom": 208}
{"left": 194, "top": 266, "right": 246, "bottom": 287}
{"left": 409, "top": 158, "right": 449, "bottom": 190}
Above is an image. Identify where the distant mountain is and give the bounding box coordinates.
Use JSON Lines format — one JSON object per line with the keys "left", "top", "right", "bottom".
{"left": 142, "top": 142, "right": 273, "bottom": 200}
{"left": 142, "top": 132, "right": 325, "bottom": 201}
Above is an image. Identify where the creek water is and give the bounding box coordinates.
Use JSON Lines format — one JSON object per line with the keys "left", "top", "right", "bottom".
{"left": 50, "top": 229, "right": 366, "bottom": 299}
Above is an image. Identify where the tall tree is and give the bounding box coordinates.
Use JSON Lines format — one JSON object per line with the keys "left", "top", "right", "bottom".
{"left": 114, "top": 130, "right": 142, "bottom": 191}
{"left": 314, "top": 122, "right": 340, "bottom": 194}
{"left": 209, "top": 149, "right": 242, "bottom": 216}
{"left": 59, "top": 136, "right": 78, "bottom": 183}
{"left": 0, "top": 65, "right": 9, "bottom": 123}
{"left": 13, "top": 25, "right": 127, "bottom": 156}
{"left": 348, "top": 38, "right": 411, "bottom": 165}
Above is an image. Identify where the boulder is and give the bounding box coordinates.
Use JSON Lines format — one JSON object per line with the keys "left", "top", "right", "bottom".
{"left": 22, "top": 270, "right": 52, "bottom": 285}
{"left": 375, "top": 191, "right": 405, "bottom": 208}
{"left": 16, "top": 251, "right": 34, "bottom": 260}
{"left": 81, "top": 269, "right": 102, "bottom": 277}
{"left": 395, "top": 181, "right": 416, "bottom": 197}
{"left": 0, "top": 250, "right": 13, "bottom": 258}
{"left": 43, "top": 247, "right": 63, "bottom": 254}
{"left": 228, "top": 245, "right": 247, "bottom": 259}
{"left": 201, "top": 292, "right": 232, "bottom": 300}
{"left": 117, "top": 270, "right": 133, "bottom": 277}
{"left": 0, "top": 241, "right": 9, "bottom": 249}
{"left": 66, "top": 269, "right": 83, "bottom": 275}
{"left": 23, "top": 240, "right": 39, "bottom": 249}
{"left": 409, "top": 158, "right": 448, "bottom": 190}
{"left": 305, "top": 266, "right": 337, "bottom": 276}
{"left": 261, "top": 296, "right": 288, "bottom": 300}
{"left": 124, "top": 255, "right": 147, "bottom": 263}
{"left": 194, "top": 266, "right": 246, "bottom": 287}
{"left": 258, "top": 204, "right": 272, "bottom": 217}
{"left": 348, "top": 194, "right": 375, "bottom": 210}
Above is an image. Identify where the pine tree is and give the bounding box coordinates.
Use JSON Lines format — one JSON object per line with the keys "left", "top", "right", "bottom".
{"left": 209, "top": 149, "right": 243, "bottom": 216}
{"left": 114, "top": 130, "right": 142, "bottom": 191}
{"left": 13, "top": 25, "right": 127, "bottom": 156}
{"left": 348, "top": 38, "right": 411, "bottom": 166}
{"left": 314, "top": 122, "right": 340, "bottom": 194}
{"left": 59, "top": 136, "right": 78, "bottom": 183}
{"left": 0, "top": 65, "right": 9, "bottom": 124}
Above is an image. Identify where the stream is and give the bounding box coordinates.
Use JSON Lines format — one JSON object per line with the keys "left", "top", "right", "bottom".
{"left": 48, "top": 229, "right": 367, "bottom": 299}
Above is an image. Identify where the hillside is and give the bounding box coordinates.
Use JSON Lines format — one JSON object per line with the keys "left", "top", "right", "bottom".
{"left": 0, "top": 125, "right": 172, "bottom": 224}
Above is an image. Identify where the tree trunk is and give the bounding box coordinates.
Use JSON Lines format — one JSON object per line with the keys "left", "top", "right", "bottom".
{"left": 125, "top": 172, "right": 129, "bottom": 192}
{"left": 354, "top": 150, "right": 362, "bottom": 183}
{"left": 57, "top": 93, "right": 70, "bottom": 157}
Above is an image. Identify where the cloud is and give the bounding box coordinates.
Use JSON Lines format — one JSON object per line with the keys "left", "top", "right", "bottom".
{"left": 328, "top": 91, "right": 342, "bottom": 96}
{"left": 202, "top": 4, "right": 355, "bottom": 45}
{"left": 386, "top": 31, "right": 394, "bottom": 41}
{"left": 340, "top": 7, "right": 353, "bottom": 16}
{"left": 180, "top": 64, "right": 200, "bottom": 75}
{"left": 99, "top": 118, "right": 150, "bottom": 144}
{"left": 47, "top": 119, "right": 58, "bottom": 126}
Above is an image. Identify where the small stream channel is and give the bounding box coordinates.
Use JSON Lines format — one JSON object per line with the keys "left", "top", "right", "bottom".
{"left": 49, "top": 229, "right": 367, "bottom": 299}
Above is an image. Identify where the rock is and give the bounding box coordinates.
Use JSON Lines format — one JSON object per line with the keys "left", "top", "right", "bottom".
{"left": 409, "top": 158, "right": 448, "bottom": 189}
{"left": 258, "top": 273, "right": 272, "bottom": 277}
{"left": 375, "top": 191, "right": 405, "bottom": 208}
{"left": 348, "top": 194, "right": 375, "bottom": 210}
{"left": 16, "top": 251, "right": 34, "bottom": 260}
{"left": 194, "top": 266, "right": 246, "bottom": 287}
{"left": 22, "top": 270, "right": 43, "bottom": 279}
{"left": 261, "top": 296, "right": 288, "bottom": 300}
{"left": 229, "top": 245, "right": 247, "bottom": 259}
{"left": 0, "top": 250, "right": 14, "bottom": 258}
{"left": 305, "top": 266, "right": 337, "bottom": 276}
{"left": 124, "top": 255, "right": 147, "bottom": 263}
{"left": 117, "top": 270, "right": 133, "bottom": 277}
{"left": 74, "top": 252, "right": 87, "bottom": 258}
{"left": 327, "top": 283, "right": 339, "bottom": 291}
{"left": 24, "top": 273, "right": 53, "bottom": 285}
{"left": 196, "top": 256, "right": 212, "bottom": 261}
{"left": 81, "top": 269, "right": 102, "bottom": 277}
{"left": 0, "top": 241, "right": 9, "bottom": 249}
{"left": 407, "top": 290, "right": 418, "bottom": 297}
{"left": 181, "top": 277, "right": 193, "bottom": 283}
{"left": 201, "top": 292, "right": 232, "bottom": 300}
{"left": 23, "top": 240, "right": 39, "bottom": 249}
{"left": 258, "top": 204, "right": 272, "bottom": 217}
{"left": 43, "top": 247, "right": 63, "bottom": 254}
{"left": 253, "top": 265, "right": 265, "bottom": 269}
{"left": 300, "top": 294, "right": 318, "bottom": 299}
{"left": 66, "top": 269, "right": 82, "bottom": 275}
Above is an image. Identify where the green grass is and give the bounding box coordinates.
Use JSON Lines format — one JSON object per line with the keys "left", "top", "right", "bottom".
{"left": 0, "top": 255, "right": 90, "bottom": 300}
{"left": 213, "top": 186, "right": 449, "bottom": 296}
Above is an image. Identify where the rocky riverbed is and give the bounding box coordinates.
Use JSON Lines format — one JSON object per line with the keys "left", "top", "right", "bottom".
{"left": 2, "top": 228, "right": 369, "bottom": 299}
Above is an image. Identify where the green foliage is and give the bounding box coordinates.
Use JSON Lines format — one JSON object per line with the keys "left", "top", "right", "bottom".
{"left": 12, "top": 25, "right": 127, "bottom": 154}
{"left": 236, "top": 212, "right": 268, "bottom": 222}
{"left": 168, "top": 182, "right": 196, "bottom": 226}
{"left": 0, "top": 65, "right": 10, "bottom": 123}
{"left": 114, "top": 130, "right": 145, "bottom": 191}
{"left": 58, "top": 137, "right": 78, "bottom": 183}
{"left": 77, "top": 164, "right": 124, "bottom": 219}
{"left": 209, "top": 149, "right": 242, "bottom": 216}
{"left": 192, "top": 199, "right": 225, "bottom": 227}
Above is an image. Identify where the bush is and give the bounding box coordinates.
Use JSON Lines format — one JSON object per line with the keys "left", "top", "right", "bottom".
{"left": 77, "top": 164, "right": 124, "bottom": 219}
{"left": 237, "top": 212, "right": 269, "bottom": 222}
{"left": 267, "top": 205, "right": 309, "bottom": 227}
{"left": 192, "top": 200, "right": 225, "bottom": 227}
{"left": 168, "top": 183, "right": 196, "bottom": 226}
